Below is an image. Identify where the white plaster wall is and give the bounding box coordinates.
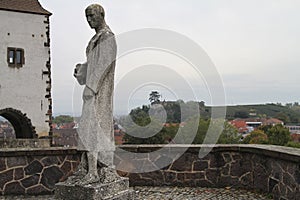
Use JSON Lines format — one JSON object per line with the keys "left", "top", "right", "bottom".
{"left": 0, "top": 10, "right": 51, "bottom": 136}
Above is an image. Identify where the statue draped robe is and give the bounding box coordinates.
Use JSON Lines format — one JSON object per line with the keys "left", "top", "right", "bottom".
{"left": 76, "top": 25, "right": 117, "bottom": 156}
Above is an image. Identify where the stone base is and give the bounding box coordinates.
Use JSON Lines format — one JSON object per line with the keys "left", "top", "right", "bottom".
{"left": 54, "top": 177, "right": 134, "bottom": 200}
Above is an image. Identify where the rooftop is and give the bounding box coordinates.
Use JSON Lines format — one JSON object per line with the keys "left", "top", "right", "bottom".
{"left": 0, "top": 0, "right": 51, "bottom": 16}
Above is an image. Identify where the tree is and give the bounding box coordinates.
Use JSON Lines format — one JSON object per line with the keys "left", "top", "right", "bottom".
{"left": 52, "top": 115, "right": 74, "bottom": 125}
{"left": 275, "top": 112, "right": 290, "bottom": 124}
{"left": 122, "top": 115, "right": 165, "bottom": 144}
{"left": 266, "top": 124, "right": 291, "bottom": 146}
{"left": 217, "top": 122, "right": 241, "bottom": 144}
{"left": 192, "top": 119, "right": 210, "bottom": 144}
{"left": 243, "top": 130, "right": 268, "bottom": 144}
{"left": 149, "top": 91, "right": 161, "bottom": 104}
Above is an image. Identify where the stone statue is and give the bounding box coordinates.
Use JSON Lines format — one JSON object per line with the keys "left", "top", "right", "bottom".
{"left": 73, "top": 4, "right": 117, "bottom": 183}
{"left": 55, "top": 5, "right": 133, "bottom": 199}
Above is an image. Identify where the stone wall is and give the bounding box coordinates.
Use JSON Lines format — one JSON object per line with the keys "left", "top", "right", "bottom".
{"left": 0, "top": 145, "right": 299, "bottom": 199}
{"left": 0, "top": 148, "right": 80, "bottom": 195}
{"left": 115, "top": 145, "right": 300, "bottom": 200}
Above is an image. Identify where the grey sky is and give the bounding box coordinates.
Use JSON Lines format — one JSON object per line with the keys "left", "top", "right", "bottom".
{"left": 39, "top": 0, "right": 300, "bottom": 115}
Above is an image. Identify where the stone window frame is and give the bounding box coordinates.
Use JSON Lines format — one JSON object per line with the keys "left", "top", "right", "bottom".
{"left": 7, "top": 47, "right": 25, "bottom": 68}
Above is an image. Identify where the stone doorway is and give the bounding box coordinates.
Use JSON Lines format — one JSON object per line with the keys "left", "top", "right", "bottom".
{"left": 0, "top": 108, "right": 36, "bottom": 138}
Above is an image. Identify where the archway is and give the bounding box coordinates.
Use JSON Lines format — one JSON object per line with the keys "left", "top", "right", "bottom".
{"left": 0, "top": 108, "right": 36, "bottom": 138}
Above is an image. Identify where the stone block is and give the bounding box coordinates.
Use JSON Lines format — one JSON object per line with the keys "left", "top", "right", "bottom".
{"left": 41, "top": 156, "right": 59, "bottom": 167}
{"left": 268, "top": 178, "right": 279, "bottom": 193}
{"left": 240, "top": 172, "right": 253, "bottom": 188}
{"left": 41, "top": 166, "right": 64, "bottom": 189}
{"left": 210, "top": 153, "right": 225, "bottom": 168}
{"left": 206, "top": 169, "right": 219, "bottom": 185}
{"left": 24, "top": 160, "right": 43, "bottom": 175}
{"left": 185, "top": 172, "right": 205, "bottom": 180}
{"left": 0, "top": 169, "right": 13, "bottom": 189}
{"left": 140, "top": 171, "right": 164, "bottom": 185}
{"left": 163, "top": 171, "right": 177, "bottom": 184}
{"left": 7, "top": 156, "right": 27, "bottom": 168}
{"left": 193, "top": 160, "right": 208, "bottom": 171}
{"left": 26, "top": 184, "right": 51, "bottom": 195}
{"left": 0, "top": 158, "right": 6, "bottom": 172}
{"left": 55, "top": 177, "right": 134, "bottom": 200}
{"left": 171, "top": 153, "right": 195, "bottom": 171}
{"left": 14, "top": 167, "right": 24, "bottom": 180}
{"left": 222, "top": 153, "right": 231, "bottom": 163}
{"left": 21, "top": 174, "right": 40, "bottom": 188}
{"left": 4, "top": 181, "right": 25, "bottom": 195}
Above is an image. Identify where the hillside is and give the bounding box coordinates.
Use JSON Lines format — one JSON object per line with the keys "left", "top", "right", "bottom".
{"left": 224, "top": 103, "right": 300, "bottom": 123}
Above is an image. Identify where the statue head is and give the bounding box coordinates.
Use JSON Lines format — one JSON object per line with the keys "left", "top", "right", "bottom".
{"left": 85, "top": 4, "right": 105, "bottom": 31}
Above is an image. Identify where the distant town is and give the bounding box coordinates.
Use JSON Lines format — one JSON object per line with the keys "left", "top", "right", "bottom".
{"left": 1, "top": 96, "right": 300, "bottom": 148}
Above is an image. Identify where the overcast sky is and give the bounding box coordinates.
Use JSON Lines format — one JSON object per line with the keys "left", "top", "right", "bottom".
{"left": 39, "top": 0, "right": 300, "bottom": 116}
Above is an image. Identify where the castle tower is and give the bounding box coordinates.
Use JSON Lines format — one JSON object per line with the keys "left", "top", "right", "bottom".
{"left": 0, "top": 0, "right": 52, "bottom": 138}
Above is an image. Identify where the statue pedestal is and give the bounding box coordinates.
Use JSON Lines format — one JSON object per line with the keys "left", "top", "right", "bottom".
{"left": 55, "top": 176, "right": 134, "bottom": 200}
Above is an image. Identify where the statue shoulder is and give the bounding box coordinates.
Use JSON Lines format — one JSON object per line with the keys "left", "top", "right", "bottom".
{"left": 101, "top": 29, "right": 115, "bottom": 40}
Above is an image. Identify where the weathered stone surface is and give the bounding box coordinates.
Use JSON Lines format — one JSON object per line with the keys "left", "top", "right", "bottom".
{"left": 41, "top": 166, "right": 63, "bottom": 189}
{"left": 41, "top": 156, "right": 59, "bottom": 167}
{"left": 4, "top": 181, "right": 25, "bottom": 195}
{"left": 222, "top": 153, "right": 231, "bottom": 163}
{"left": 25, "top": 160, "right": 43, "bottom": 175}
{"left": 193, "top": 160, "right": 208, "bottom": 171}
{"left": 240, "top": 172, "right": 253, "bottom": 188}
{"left": 194, "top": 179, "right": 213, "bottom": 187}
{"left": 21, "top": 174, "right": 40, "bottom": 188}
{"left": 269, "top": 178, "right": 279, "bottom": 193}
{"left": 220, "top": 164, "right": 230, "bottom": 176}
{"left": 0, "top": 158, "right": 6, "bottom": 172}
{"left": 232, "top": 154, "right": 242, "bottom": 161}
{"left": 185, "top": 172, "right": 205, "bottom": 180}
{"left": 14, "top": 167, "right": 24, "bottom": 180}
{"left": 218, "top": 176, "right": 239, "bottom": 187}
{"left": 141, "top": 171, "right": 164, "bottom": 185}
{"left": 283, "top": 172, "right": 297, "bottom": 189}
{"left": 66, "top": 154, "right": 80, "bottom": 162}
{"left": 127, "top": 173, "right": 143, "bottom": 186}
{"left": 26, "top": 184, "right": 51, "bottom": 195}
{"left": 55, "top": 177, "right": 133, "bottom": 200}
{"left": 154, "top": 155, "right": 173, "bottom": 170}
{"left": 60, "top": 161, "right": 72, "bottom": 178}
{"left": 171, "top": 153, "right": 195, "bottom": 171}
{"left": 295, "top": 169, "right": 300, "bottom": 184}
{"left": 0, "top": 169, "right": 13, "bottom": 189}
{"left": 57, "top": 155, "right": 66, "bottom": 165}
{"left": 231, "top": 159, "right": 251, "bottom": 177}
{"left": 163, "top": 171, "right": 177, "bottom": 184}
{"left": 7, "top": 157, "right": 27, "bottom": 168}
{"left": 206, "top": 169, "right": 219, "bottom": 184}
{"left": 253, "top": 164, "right": 268, "bottom": 191}
{"left": 210, "top": 153, "right": 225, "bottom": 168}
{"left": 71, "top": 161, "right": 80, "bottom": 172}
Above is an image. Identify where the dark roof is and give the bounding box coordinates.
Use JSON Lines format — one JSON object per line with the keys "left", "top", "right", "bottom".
{"left": 0, "top": 0, "right": 51, "bottom": 16}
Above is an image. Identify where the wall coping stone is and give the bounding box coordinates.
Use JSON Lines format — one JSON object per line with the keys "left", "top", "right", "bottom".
{"left": 117, "top": 144, "right": 300, "bottom": 163}
{"left": 0, "top": 147, "right": 78, "bottom": 157}
{"left": 0, "top": 144, "right": 299, "bottom": 162}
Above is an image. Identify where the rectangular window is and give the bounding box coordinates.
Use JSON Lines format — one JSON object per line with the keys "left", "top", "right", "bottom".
{"left": 7, "top": 47, "right": 25, "bottom": 68}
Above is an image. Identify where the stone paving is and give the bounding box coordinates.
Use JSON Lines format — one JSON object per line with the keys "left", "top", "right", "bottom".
{"left": 0, "top": 187, "right": 272, "bottom": 200}
{"left": 134, "top": 187, "right": 271, "bottom": 200}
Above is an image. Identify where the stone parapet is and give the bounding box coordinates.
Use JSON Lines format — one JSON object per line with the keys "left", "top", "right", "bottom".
{"left": 0, "top": 145, "right": 299, "bottom": 199}
{"left": 115, "top": 144, "right": 300, "bottom": 200}
{"left": 0, "top": 147, "right": 80, "bottom": 195}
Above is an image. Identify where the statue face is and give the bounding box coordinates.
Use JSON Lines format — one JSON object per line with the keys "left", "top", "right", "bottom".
{"left": 85, "top": 8, "right": 103, "bottom": 29}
